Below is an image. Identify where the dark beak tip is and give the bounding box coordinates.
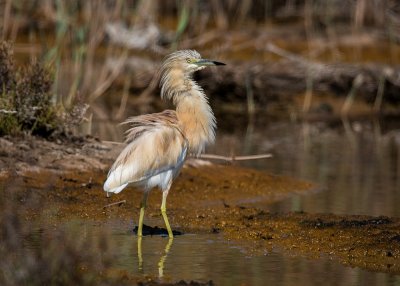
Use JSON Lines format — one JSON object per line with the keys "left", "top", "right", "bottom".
{"left": 213, "top": 61, "right": 226, "bottom": 66}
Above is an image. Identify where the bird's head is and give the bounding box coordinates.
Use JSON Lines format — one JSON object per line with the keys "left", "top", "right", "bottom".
{"left": 160, "top": 50, "right": 225, "bottom": 102}
{"left": 162, "top": 50, "right": 225, "bottom": 75}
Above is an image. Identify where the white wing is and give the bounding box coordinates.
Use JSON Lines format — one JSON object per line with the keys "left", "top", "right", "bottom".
{"left": 104, "top": 119, "right": 187, "bottom": 193}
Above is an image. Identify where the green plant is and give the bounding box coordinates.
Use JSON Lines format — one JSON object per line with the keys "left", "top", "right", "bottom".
{"left": 0, "top": 41, "right": 86, "bottom": 138}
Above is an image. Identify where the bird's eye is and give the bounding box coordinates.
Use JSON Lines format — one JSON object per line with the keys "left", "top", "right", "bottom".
{"left": 186, "top": 58, "right": 191, "bottom": 63}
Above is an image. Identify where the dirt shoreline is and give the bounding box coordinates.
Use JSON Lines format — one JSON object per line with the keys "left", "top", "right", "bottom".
{"left": 1, "top": 135, "right": 400, "bottom": 277}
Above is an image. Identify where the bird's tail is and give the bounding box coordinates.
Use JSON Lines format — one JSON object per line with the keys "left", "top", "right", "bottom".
{"left": 103, "top": 181, "right": 128, "bottom": 197}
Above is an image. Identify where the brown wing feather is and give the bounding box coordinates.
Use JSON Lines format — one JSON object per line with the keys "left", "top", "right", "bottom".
{"left": 123, "top": 110, "right": 181, "bottom": 143}
{"left": 104, "top": 110, "right": 187, "bottom": 191}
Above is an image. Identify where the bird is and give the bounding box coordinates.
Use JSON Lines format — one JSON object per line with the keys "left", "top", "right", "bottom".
{"left": 103, "top": 50, "right": 225, "bottom": 238}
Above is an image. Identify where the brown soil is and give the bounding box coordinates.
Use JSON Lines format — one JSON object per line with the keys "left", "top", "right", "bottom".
{"left": 1, "top": 135, "right": 400, "bottom": 276}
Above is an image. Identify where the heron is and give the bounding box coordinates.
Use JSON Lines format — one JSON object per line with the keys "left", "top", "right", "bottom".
{"left": 103, "top": 50, "right": 225, "bottom": 238}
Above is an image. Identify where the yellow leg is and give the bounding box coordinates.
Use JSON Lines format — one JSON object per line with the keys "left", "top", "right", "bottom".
{"left": 138, "top": 191, "right": 149, "bottom": 237}
{"left": 161, "top": 191, "right": 173, "bottom": 238}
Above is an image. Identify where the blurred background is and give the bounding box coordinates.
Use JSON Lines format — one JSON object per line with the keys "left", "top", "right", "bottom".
{"left": 1, "top": 0, "right": 399, "bottom": 126}
{"left": 1, "top": 1, "right": 400, "bottom": 285}
{"left": 1, "top": 0, "right": 399, "bottom": 217}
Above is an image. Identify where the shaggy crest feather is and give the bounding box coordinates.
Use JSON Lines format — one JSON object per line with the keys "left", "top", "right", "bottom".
{"left": 160, "top": 50, "right": 201, "bottom": 102}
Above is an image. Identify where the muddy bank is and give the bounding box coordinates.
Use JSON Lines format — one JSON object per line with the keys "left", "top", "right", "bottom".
{"left": 1, "top": 135, "right": 400, "bottom": 276}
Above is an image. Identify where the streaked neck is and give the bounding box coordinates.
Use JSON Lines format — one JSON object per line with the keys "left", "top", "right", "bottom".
{"left": 175, "top": 88, "right": 216, "bottom": 155}
{"left": 161, "top": 67, "right": 216, "bottom": 155}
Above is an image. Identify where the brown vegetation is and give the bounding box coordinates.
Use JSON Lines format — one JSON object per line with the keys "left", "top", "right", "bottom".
{"left": 0, "top": 42, "right": 87, "bottom": 137}
{"left": 1, "top": 1, "right": 399, "bottom": 121}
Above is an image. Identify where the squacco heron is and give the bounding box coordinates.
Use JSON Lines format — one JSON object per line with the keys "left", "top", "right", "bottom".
{"left": 104, "top": 50, "right": 225, "bottom": 238}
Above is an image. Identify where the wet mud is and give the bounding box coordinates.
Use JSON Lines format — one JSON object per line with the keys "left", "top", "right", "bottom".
{"left": 1, "top": 135, "right": 400, "bottom": 278}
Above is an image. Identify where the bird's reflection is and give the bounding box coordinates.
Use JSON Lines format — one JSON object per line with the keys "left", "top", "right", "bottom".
{"left": 157, "top": 238, "right": 173, "bottom": 277}
{"left": 137, "top": 236, "right": 174, "bottom": 278}
{"left": 137, "top": 236, "right": 144, "bottom": 272}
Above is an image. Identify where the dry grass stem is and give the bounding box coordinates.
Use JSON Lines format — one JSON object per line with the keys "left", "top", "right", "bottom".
{"left": 199, "top": 153, "right": 273, "bottom": 162}
{"left": 88, "top": 50, "right": 128, "bottom": 102}
{"left": 103, "top": 200, "right": 126, "bottom": 209}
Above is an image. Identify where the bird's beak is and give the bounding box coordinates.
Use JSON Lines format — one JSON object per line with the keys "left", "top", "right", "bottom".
{"left": 195, "top": 59, "right": 226, "bottom": 66}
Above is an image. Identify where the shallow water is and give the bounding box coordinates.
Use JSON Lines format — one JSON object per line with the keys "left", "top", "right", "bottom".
{"left": 50, "top": 220, "right": 399, "bottom": 286}
{"left": 208, "top": 116, "right": 400, "bottom": 217}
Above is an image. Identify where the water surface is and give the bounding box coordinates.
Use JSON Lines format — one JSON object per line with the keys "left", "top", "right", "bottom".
{"left": 62, "top": 221, "right": 400, "bottom": 286}
{"left": 208, "top": 116, "right": 400, "bottom": 217}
